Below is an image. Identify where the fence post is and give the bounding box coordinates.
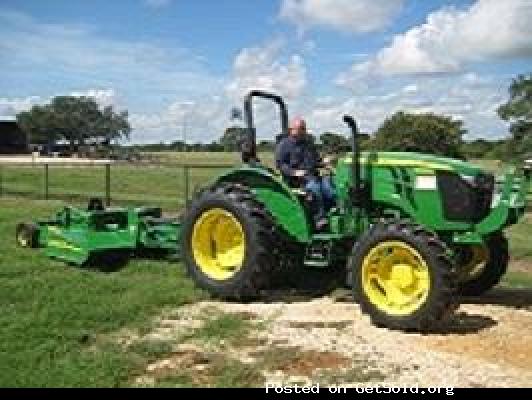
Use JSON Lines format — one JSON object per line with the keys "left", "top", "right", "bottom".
{"left": 105, "top": 163, "right": 111, "bottom": 206}
{"left": 0, "top": 166, "right": 3, "bottom": 197}
{"left": 44, "top": 164, "right": 49, "bottom": 200}
{"left": 183, "top": 165, "right": 190, "bottom": 205}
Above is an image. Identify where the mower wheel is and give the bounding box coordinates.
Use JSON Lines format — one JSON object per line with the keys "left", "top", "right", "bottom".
{"left": 350, "top": 220, "right": 456, "bottom": 332}
{"left": 16, "top": 223, "right": 40, "bottom": 248}
{"left": 181, "top": 182, "right": 285, "bottom": 299}
{"left": 458, "top": 233, "right": 509, "bottom": 296}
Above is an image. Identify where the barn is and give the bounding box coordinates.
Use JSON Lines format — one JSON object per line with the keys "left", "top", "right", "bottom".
{"left": 0, "top": 117, "right": 29, "bottom": 154}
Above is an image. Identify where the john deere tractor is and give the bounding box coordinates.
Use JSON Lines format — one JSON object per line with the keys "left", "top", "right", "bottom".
{"left": 181, "top": 90, "right": 530, "bottom": 331}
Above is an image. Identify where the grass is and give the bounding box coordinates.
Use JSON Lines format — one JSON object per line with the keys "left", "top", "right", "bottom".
{"left": 0, "top": 163, "right": 233, "bottom": 211}
{"left": 506, "top": 213, "right": 532, "bottom": 262}
{"left": 0, "top": 198, "right": 206, "bottom": 387}
{"left": 502, "top": 271, "right": 532, "bottom": 288}
{"left": 185, "top": 313, "right": 254, "bottom": 346}
{"left": 152, "top": 355, "right": 263, "bottom": 388}
{"left": 0, "top": 152, "right": 531, "bottom": 387}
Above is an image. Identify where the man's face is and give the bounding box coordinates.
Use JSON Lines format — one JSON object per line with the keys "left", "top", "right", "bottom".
{"left": 289, "top": 119, "right": 307, "bottom": 137}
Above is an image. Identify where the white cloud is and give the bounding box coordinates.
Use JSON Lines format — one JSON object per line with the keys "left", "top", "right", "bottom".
{"left": 310, "top": 74, "right": 509, "bottom": 139}
{"left": 68, "top": 89, "right": 118, "bottom": 108}
{"left": 0, "top": 96, "right": 41, "bottom": 117}
{"left": 338, "top": 0, "right": 532, "bottom": 84}
{"left": 225, "top": 41, "right": 307, "bottom": 101}
{"left": 130, "top": 98, "right": 230, "bottom": 144}
{"left": 279, "top": 0, "right": 404, "bottom": 34}
{"left": 129, "top": 42, "right": 309, "bottom": 144}
{"left": 0, "top": 88, "right": 120, "bottom": 120}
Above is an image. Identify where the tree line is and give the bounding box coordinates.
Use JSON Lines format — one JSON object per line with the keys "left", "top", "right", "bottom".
{"left": 14, "top": 73, "right": 532, "bottom": 160}
{"left": 17, "top": 96, "right": 130, "bottom": 154}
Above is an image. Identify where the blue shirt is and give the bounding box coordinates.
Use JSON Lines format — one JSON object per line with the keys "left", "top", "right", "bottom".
{"left": 275, "top": 135, "right": 321, "bottom": 183}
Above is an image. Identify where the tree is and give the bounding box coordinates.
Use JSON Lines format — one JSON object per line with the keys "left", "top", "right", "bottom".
{"left": 319, "top": 132, "right": 350, "bottom": 154}
{"left": 220, "top": 126, "right": 247, "bottom": 151}
{"left": 461, "top": 139, "right": 496, "bottom": 159}
{"left": 258, "top": 140, "right": 274, "bottom": 152}
{"left": 498, "top": 73, "right": 532, "bottom": 157}
{"left": 17, "top": 96, "right": 131, "bottom": 154}
{"left": 372, "top": 111, "right": 465, "bottom": 158}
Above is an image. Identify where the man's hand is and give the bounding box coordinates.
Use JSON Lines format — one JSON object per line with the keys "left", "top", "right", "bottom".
{"left": 322, "top": 156, "right": 333, "bottom": 165}
{"left": 322, "top": 156, "right": 337, "bottom": 166}
{"left": 293, "top": 169, "right": 307, "bottom": 178}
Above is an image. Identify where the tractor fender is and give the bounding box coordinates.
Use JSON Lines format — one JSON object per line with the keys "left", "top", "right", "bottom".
{"left": 216, "top": 166, "right": 312, "bottom": 242}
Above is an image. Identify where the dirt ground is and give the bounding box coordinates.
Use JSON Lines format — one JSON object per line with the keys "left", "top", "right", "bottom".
{"left": 133, "top": 287, "right": 532, "bottom": 388}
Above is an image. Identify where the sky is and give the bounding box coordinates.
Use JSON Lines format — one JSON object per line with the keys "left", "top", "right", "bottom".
{"left": 1, "top": 0, "right": 531, "bottom": 144}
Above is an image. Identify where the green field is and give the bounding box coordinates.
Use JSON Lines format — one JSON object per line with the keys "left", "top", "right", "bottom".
{"left": 0, "top": 153, "right": 531, "bottom": 387}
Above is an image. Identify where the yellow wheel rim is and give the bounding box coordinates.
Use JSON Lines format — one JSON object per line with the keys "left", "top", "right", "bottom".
{"left": 191, "top": 208, "right": 246, "bottom": 281}
{"left": 361, "top": 241, "right": 430, "bottom": 316}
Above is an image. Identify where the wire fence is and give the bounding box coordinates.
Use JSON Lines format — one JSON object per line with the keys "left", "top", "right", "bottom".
{"left": 0, "top": 160, "right": 530, "bottom": 212}
{"left": 0, "top": 162, "right": 235, "bottom": 211}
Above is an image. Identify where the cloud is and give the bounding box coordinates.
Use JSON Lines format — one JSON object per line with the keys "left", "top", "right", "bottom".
{"left": 225, "top": 41, "right": 307, "bottom": 102}
{"left": 129, "top": 42, "right": 309, "bottom": 144}
{"left": 68, "top": 89, "right": 118, "bottom": 108}
{"left": 0, "top": 89, "right": 120, "bottom": 118}
{"left": 0, "top": 9, "right": 218, "bottom": 106}
{"left": 337, "top": 0, "right": 532, "bottom": 85}
{"left": 0, "top": 96, "right": 40, "bottom": 117}
{"left": 311, "top": 74, "right": 509, "bottom": 139}
{"left": 130, "top": 98, "right": 231, "bottom": 144}
{"left": 279, "top": 0, "right": 404, "bottom": 34}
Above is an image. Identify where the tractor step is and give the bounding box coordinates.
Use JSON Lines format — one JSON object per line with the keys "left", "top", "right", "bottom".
{"left": 304, "top": 239, "right": 333, "bottom": 268}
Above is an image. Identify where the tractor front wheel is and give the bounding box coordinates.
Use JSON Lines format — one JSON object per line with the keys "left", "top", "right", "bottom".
{"left": 350, "top": 220, "right": 456, "bottom": 331}
{"left": 458, "top": 233, "right": 509, "bottom": 296}
{"left": 181, "top": 183, "right": 280, "bottom": 299}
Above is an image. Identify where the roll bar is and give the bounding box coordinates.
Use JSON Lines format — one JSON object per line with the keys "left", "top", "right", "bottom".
{"left": 242, "top": 90, "right": 289, "bottom": 163}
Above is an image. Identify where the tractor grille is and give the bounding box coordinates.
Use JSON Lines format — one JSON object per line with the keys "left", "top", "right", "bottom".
{"left": 437, "top": 171, "right": 494, "bottom": 223}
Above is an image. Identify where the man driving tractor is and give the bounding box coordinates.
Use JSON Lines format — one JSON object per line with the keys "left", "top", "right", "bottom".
{"left": 275, "top": 117, "right": 336, "bottom": 230}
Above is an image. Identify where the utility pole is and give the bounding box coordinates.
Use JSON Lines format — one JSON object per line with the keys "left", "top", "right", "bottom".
{"left": 182, "top": 112, "right": 187, "bottom": 153}
{"left": 178, "top": 101, "right": 194, "bottom": 153}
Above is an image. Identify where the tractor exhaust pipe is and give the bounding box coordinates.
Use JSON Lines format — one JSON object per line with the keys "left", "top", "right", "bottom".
{"left": 343, "top": 115, "right": 361, "bottom": 202}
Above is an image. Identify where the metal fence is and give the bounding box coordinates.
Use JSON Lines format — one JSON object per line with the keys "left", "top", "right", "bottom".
{"left": 0, "top": 160, "right": 530, "bottom": 212}
{"left": 0, "top": 161, "right": 235, "bottom": 211}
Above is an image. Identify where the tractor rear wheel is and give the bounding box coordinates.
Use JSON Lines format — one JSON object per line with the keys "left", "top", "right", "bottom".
{"left": 181, "top": 183, "right": 283, "bottom": 299}
{"left": 458, "top": 233, "right": 509, "bottom": 296}
{"left": 16, "top": 223, "right": 40, "bottom": 248}
{"left": 350, "top": 220, "right": 456, "bottom": 331}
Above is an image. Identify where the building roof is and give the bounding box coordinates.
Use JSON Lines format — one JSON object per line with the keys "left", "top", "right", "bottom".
{"left": 0, "top": 116, "right": 17, "bottom": 122}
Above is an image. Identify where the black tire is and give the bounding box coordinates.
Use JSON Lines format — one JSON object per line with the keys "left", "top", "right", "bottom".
{"left": 181, "top": 183, "right": 284, "bottom": 299}
{"left": 459, "top": 233, "right": 509, "bottom": 296}
{"left": 350, "top": 220, "right": 456, "bottom": 331}
{"left": 16, "top": 223, "right": 40, "bottom": 248}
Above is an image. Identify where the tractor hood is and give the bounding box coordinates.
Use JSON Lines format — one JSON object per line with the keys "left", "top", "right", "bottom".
{"left": 344, "top": 151, "right": 485, "bottom": 176}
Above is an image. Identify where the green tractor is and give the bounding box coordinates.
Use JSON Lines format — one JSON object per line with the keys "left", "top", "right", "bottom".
{"left": 180, "top": 90, "right": 530, "bottom": 331}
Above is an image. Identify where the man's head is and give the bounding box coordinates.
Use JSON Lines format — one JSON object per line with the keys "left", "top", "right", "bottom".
{"left": 289, "top": 117, "right": 307, "bottom": 137}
